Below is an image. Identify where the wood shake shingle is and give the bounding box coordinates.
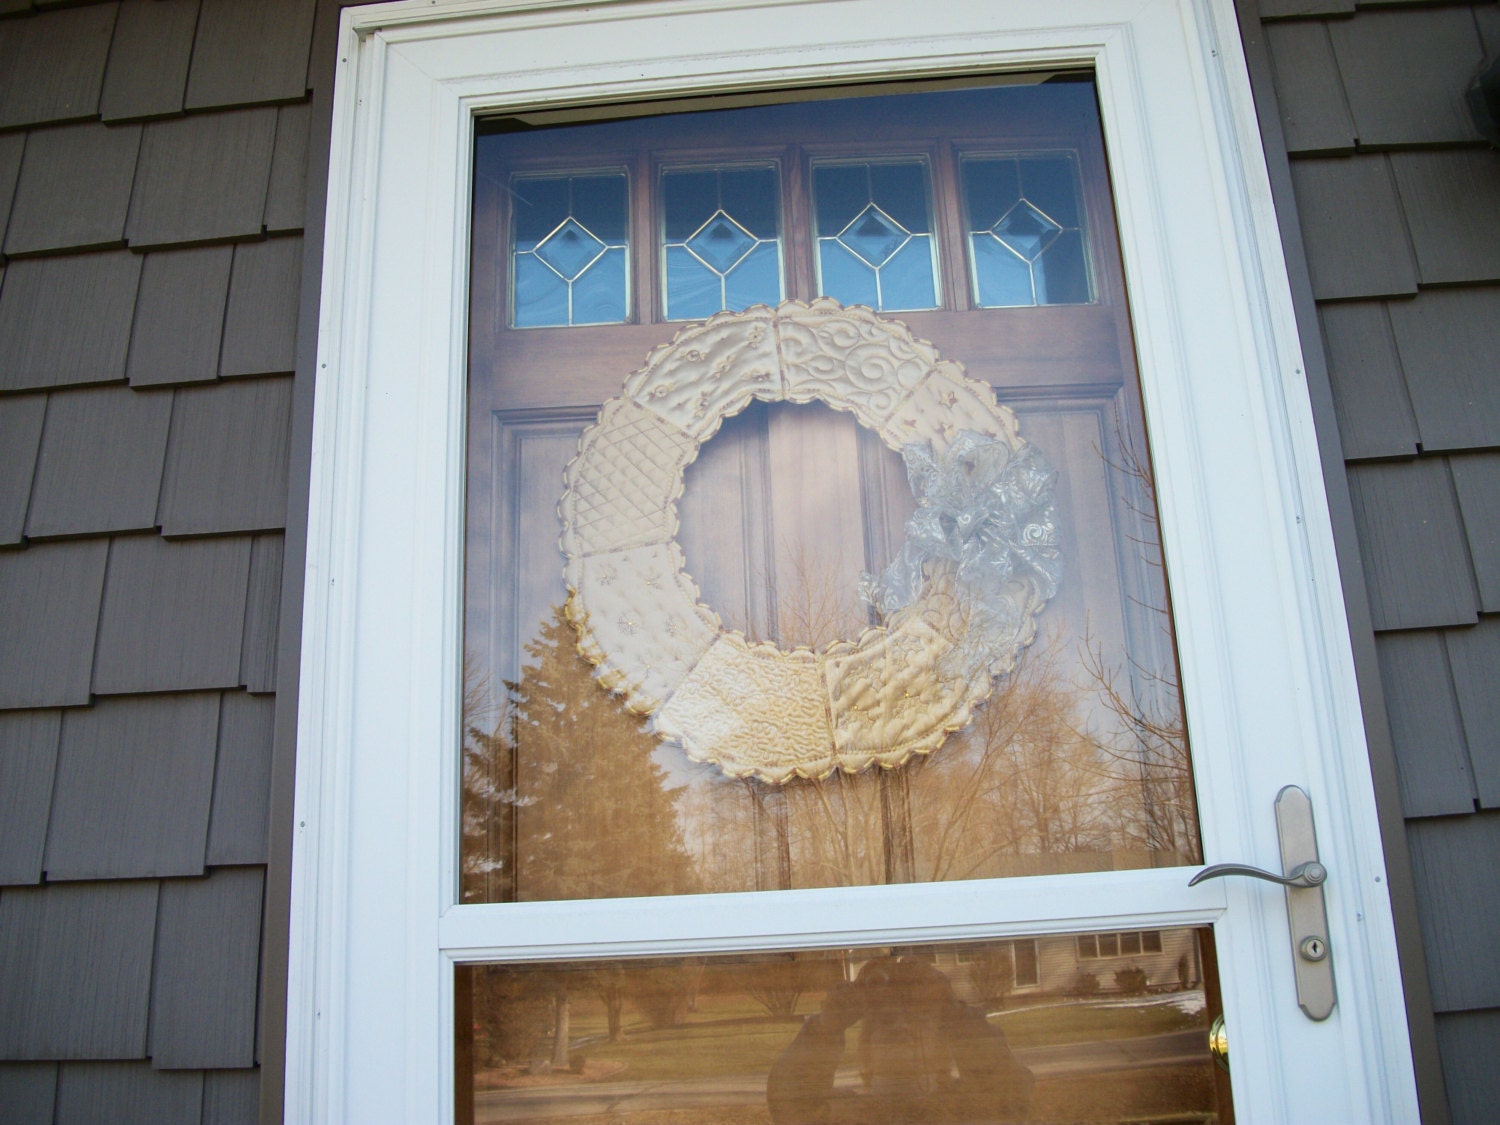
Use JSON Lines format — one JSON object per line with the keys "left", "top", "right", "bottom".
{"left": 98, "top": 0, "right": 201, "bottom": 123}
{"left": 43, "top": 694, "right": 220, "bottom": 880}
{"left": 24, "top": 385, "right": 171, "bottom": 538}
{"left": 125, "top": 246, "right": 235, "bottom": 388}
{"left": 0, "top": 1, "right": 311, "bottom": 1115}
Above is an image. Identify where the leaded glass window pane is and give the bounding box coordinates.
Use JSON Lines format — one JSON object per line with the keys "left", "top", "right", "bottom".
{"left": 962, "top": 154, "right": 1091, "bottom": 307}
{"left": 812, "top": 159, "right": 939, "bottom": 311}
{"left": 510, "top": 171, "right": 629, "bottom": 327}
{"left": 661, "top": 165, "right": 783, "bottom": 320}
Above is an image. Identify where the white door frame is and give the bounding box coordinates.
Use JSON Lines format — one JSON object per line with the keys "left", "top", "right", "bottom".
{"left": 288, "top": 1, "right": 1418, "bottom": 1121}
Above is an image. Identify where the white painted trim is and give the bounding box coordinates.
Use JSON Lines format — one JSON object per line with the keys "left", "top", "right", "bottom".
{"left": 290, "top": 1, "right": 1419, "bottom": 1121}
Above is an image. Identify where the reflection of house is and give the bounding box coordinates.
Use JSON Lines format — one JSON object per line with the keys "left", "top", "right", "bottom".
{"left": 0, "top": 2, "right": 1496, "bottom": 1122}
{"left": 941, "top": 930, "right": 1201, "bottom": 1002}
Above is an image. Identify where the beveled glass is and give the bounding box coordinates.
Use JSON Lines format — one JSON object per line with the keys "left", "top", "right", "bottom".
{"left": 662, "top": 165, "right": 783, "bottom": 319}
{"left": 962, "top": 154, "right": 1091, "bottom": 307}
{"left": 511, "top": 171, "right": 630, "bottom": 327}
{"left": 812, "top": 159, "right": 939, "bottom": 311}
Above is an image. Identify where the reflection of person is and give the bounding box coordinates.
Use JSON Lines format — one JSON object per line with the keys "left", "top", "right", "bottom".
{"left": 766, "top": 956, "right": 1033, "bottom": 1124}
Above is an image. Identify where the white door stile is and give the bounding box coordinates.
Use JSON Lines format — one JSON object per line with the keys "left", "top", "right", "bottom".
{"left": 289, "top": 2, "right": 1420, "bottom": 1122}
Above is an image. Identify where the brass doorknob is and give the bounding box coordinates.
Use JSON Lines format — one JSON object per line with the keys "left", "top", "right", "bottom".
{"left": 1209, "top": 1014, "right": 1229, "bottom": 1072}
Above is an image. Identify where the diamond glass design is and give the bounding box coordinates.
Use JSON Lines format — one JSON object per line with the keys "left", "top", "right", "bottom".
{"left": 812, "top": 160, "right": 938, "bottom": 312}
{"left": 962, "top": 154, "right": 1091, "bottom": 308}
{"left": 661, "top": 165, "right": 783, "bottom": 319}
{"left": 839, "top": 204, "right": 909, "bottom": 267}
{"left": 510, "top": 172, "right": 629, "bottom": 327}
{"left": 534, "top": 218, "right": 607, "bottom": 281}
{"left": 686, "top": 211, "right": 758, "bottom": 274}
{"left": 991, "top": 200, "right": 1062, "bottom": 262}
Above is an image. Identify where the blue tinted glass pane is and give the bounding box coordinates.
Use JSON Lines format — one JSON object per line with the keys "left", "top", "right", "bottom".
{"left": 993, "top": 200, "right": 1061, "bottom": 263}
{"left": 534, "top": 218, "right": 606, "bottom": 281}
{"left": 718, "top": 167, "right": 780, "bottom": 239}
{"left": 665, "top": 245, "right": 722, "bottom": 320}
{"left": 869, "top": 162, "right": 929, "bottom": 233}
{"left": 843, "top": 206, "right": 908, "bottom": 268}
{"left": 663, "top": 171, "right": 718, "bottom": 240}
{"left": 814, "top": 164, "right": 867, "bottom": 233}
{"left": 512, "top": 177, "right": 570, "bottom": 243}
{"left": 817, "top": 239, "right": 878, "bottom": 307}
{"left": 961, "top": 159, "right": 1020, "bottom": 229}
{"left": 1034, "top": 229, "right": 1090, "bottom": 305}
{"left": 571, "top": 174, "right": 628, "bottom": 242}
{"left": 1018, "top": 157, "right": 1079, "bottom": 228}
{"left": 571, "top": 246, "right": 628, "bottom": 325}
{"left": 722, "top": 241, "right": 781, "bottom": 311}
{"left": 513, "top": 254, "right": 570, "bottom": 326}
{"left": 878, "top": 235, "right": 937, "bottom": 310}
{"left": 971, "top": 234, "right": 1035, "bottom": 307}
{"left": 686, "top": 213, "right": 757, "bottom": 274}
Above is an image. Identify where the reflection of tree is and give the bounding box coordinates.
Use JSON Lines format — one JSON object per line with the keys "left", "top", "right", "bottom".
{"left": 464, "top": 420, "right": 1200, "bottom": 907}
{"left": 966, "top": 946, "right": 1015, "bottom": 1009}
{"left": 904, "top": 638, "right": 1113, "bottom": 882}
{"left": 1080, "top": 411, "right": 1200, "bottom": 864}
{"left": 462, "top": 605, "right": 697, "bottom": 903}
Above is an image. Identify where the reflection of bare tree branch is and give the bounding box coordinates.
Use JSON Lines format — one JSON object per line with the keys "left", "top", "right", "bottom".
{"left": 465, "top": 456, "right": 1200, "bottom": 906}
{"left": 1079, "top": 406, "right": 1201, "bottom": 864}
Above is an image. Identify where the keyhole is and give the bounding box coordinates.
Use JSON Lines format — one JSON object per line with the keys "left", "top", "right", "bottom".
{"left": 1299, "top": 935, "right": 1328, "bottom": 962}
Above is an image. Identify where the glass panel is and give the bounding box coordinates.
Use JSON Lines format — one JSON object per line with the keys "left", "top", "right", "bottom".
{"left": 511, "top": 172, "right": 629, "bottom": 326}
{"left": 812, "top": 159, "right": 939, "bottom": 311}
{"left": 466, "top": 78, "right": 1200, "bottom": 905}
{"left": 962, "top": 153, "right": 1092, "bottom": 307}
{"left": 662, "top": 165, "right": 783, "bottom": 319}
{"left": 1012, "top": 940, "right": 1039, "bottom": 988}
{"left": 456, "top": 929, "right": 1229, "bottom": 1123}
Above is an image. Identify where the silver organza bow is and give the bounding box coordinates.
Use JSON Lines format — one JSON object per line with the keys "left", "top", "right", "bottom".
{"left": 862, "top": 430, "right": 1063, "bottom": 631}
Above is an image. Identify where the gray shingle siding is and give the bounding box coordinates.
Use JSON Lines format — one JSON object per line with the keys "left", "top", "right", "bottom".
{"left": 125, "top": 246, "right": 236, "bottom": 388}
{"left": 0, "top": 2, "right": 315, "bottom": 1114}
{"left": 98, "top": 0, "right": 202, "bottom": 123}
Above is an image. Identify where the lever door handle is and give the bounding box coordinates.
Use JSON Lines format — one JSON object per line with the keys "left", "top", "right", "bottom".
{"left": 1188, "top": 860, "right": 1326, "bottom": 888}
{"left": 1188, "top": 785, "right": 1336, "bottom": 1020}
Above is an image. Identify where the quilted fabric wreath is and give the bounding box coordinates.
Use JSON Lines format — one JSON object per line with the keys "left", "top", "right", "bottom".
{"left": 559, "top": 299, "right": 1061, "bottom": 784}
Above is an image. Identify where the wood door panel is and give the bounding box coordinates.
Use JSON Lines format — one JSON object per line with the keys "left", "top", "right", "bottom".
{"left": 473, "top": 409, "right": 595, "bottom": 686}
{"left": 474, "top": 305, "right": 1128, "bottom": 418}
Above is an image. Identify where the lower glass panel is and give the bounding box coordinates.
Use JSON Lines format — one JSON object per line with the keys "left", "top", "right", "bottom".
{"left": 455, "top": 928, "right": 1230, "bottom": 1124}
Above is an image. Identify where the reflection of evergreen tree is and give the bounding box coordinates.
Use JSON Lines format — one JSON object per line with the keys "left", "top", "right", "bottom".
{"left": 464, "top": 605, "right": 698, "bottom": 903}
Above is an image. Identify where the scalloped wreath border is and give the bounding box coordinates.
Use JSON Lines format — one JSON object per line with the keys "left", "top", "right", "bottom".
{"left": 558, "top": 299, "right": 1056, "bottom": 784}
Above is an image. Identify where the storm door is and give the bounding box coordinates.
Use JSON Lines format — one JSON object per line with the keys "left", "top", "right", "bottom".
{"left": 458, "top": 77, "right": 1232, "bottom": 1123}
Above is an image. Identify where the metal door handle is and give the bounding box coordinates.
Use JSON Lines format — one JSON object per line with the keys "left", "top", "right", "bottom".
{"left": 1188, "top": 860, "right": 1326, "bottom": 888}
{"left": 1188, "top": 785, "right": 1336, "bottom": 1020}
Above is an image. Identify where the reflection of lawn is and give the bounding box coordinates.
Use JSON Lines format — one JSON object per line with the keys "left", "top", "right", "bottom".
{"left": 992, "top": 999, "right": 1202, "bottom": 1049}
{"left": 557, "top": 991, "right": 1201, "bottom": 1085}
{"left": 572, "top": 993, "right": 808, "bottom": 1082}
